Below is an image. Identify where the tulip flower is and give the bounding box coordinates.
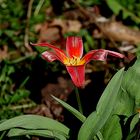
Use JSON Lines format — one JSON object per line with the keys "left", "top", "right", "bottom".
{"left": 31, "top": 36, "right": 124, "bottom": 88}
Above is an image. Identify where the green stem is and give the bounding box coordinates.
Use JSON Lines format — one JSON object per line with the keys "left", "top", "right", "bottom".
{"left": 75, "top": 87, "right": 83, "bottom": 114}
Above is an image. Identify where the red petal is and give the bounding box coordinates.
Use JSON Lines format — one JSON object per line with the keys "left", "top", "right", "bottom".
{"left": 66, "top": 65, "right": 85, "bottom": 88}
{"left": 42, "top": 51, "right": 64, "bottom": 63}
{"left": 82, "top": 49, "right": 124, "bottom": 63}
{"left": 31, "top": 42, "right": 64, "bottom": 53}
{"left": 107, "top": 50, "right": 124, "bottom": 58}
{"left": 66, "top": 36, "right": 83, "bottom": 58}
{"left": 31, "top": 42, "right": 67, "bottom": 63}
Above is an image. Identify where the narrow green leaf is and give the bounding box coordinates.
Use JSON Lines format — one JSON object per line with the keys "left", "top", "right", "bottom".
{"left": 0, "top": 115, "right": 69, "bottom": 138}
{"left": 51, "top": 95, "right": 86, "bottom": 123}
{"left": 130, "top": 114, "right": 139, "bottom": 132}
{"left": 96, "top": 131, "right": 104, "bottom": 140}
{"left": 7, "top": 128, "right": 67, "bottom": 140}
{"left": 78, "top": 68, "right": 124, "bottom": 140}
{"left": 0, "top": 131, "right": 7, "bottom": 140}
{"left": 52, "top": 95, "right": 104, "bottom": 139}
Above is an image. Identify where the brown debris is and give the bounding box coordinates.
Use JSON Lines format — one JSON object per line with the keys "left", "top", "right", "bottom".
{"left": 34, "top": 18, "right": 81, "bottom": 48}
{"left": 41, "top": 77, "right": 73, "bottom": 121}
{"left": 0, "top": 45, "right": 9, "bottom": 61}
{"left": 25, "top": 77, "right": 74, "bottom": 122}
{"left": 25, "top": 104, "right": 53, "bottom": 118}
{"left": 69, "top": 0, "right": 140, "bottom": 45}
{"left": 98, "top": 21, "right": 140, "bottom": 44}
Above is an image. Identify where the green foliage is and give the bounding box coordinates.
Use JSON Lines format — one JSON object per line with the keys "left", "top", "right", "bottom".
{"left": 101, "top": 57, "right": 140, "bottom": 140}
{"left": 52, "top": 95, "right": 86, "bottom": 123}
{"left": 0, "top": 62, "right": 34, "bottom": 120}
{"left": 8, "top": 128, "right": 67, "bottom": 140}
{"left": 0, "top": 0, "right": 50, "bottom": 48}
{"left": 102, "top": 115, "right": 122, "bottom": 140}
{"left": 0, "top": 64, "right": 29, "bottom": 105}
{"left": 78, "top": 68, "right": 124, "bottom": 140}
{"left": 1, "top": 0, "right": 140, "bottom": 139}
{"left": 121, "top": 58, "right": 140, "bottom": 109}
{"left": 1, "top": 58, "right": 140, "bottom": 140}
{"left": 0, "top": 115, "right": 69, "bottom": 140}
{"left": 107, "top": 0, "right": 140, "bottom": 24}
{"left": 52, "top": 58, "right": 140, "bottom": 140}
{"left": 0, "top": 0, "right": 61, "bottom": 122}
{"left": 78, "top": 0, "right": 101, "bottom": 6}
{"left": 0, "top": 0, "right": 24, "bottom": 25}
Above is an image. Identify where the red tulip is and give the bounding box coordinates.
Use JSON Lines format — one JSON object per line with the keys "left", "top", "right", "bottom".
{"left": 31, "top": 36, "right": 124, "bottom": 87}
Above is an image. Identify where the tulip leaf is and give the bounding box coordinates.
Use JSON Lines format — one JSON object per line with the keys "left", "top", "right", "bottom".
{"left": 7, "top": 128, "right": 67, "bottom": 140}
{"left": 102, "top": 115, "right": 122, "bottom": 140}
{"left": 121, "top": 57, "right": 140, "bottom": 109}
{"left": 51, "top": 95, "right": 86, "bottom": 123}
{"left": 0, "top": 115, "right": 69, "bottom": 139}
{"left": 51, "top": 95, "right": 104, "bottom": 139}
{"left": 78, "top": 68, "right": 124, "bottom": 140}
{"left": 101, "top": 57, "right": 140, "bottom": 140}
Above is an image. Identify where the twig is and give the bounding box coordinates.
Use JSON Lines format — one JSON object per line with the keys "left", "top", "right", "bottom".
{"left": 24, "top": 0, "right": 34, "bottom": 52}
{"left": 2, "top": 103, "right": 36, "bottom": 111}
{"left": 9, "top": 103, "right": 36, "bottom": 110}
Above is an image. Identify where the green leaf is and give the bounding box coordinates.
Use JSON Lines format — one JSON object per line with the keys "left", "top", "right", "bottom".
{"left": 51, "top": 95, "right": 86, "bottom": 123}
{"left": 130, "top": 114, "right": 139, "bottom": 133}
{"left": 122, "top": 57, "right": 140, "bottom": 109}
{"left": 0, "top": 115, "right": 69, "bottom": 139}
{"left": 102, "top": 115, "right": 122, "bottom": 140}
{"left": 96, "top": 131, "right": 104, "bottom": 140}
{"left": 51, "top": 95, "right": 104, "bottom": 139}
{"left": 101, "top": 58, "right": 140, "bottom": 140}
{"left": 7, "top": 128, "right": 67, "bottom": 140}
{"left": 78, "top": 68, "right": 124, "bottom": 140}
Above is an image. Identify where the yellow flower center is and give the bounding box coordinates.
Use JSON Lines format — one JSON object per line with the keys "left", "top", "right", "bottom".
{"left": 64, "top": 56, "right": 85, "bottom": 66}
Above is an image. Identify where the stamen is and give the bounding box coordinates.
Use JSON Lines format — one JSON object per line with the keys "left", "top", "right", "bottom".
{"left": 64, "top": 56, "right": 85, "bottom": 66}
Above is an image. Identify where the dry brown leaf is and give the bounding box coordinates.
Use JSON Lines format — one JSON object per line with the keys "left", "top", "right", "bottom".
{"left": 0, "top": 45, "right": 8, "bottom": 61}
{"left": 35, "top": 18, "right": 81, "bottom": 44}
{"left": 98, "top": 21, "right": 140, "bottom": 44}
{"left": 25, "top": 77, "right": 73, "bottom": 121}
{"left": 50, "top": 19, "right": 81, "bottom": 33}
{"left": 24, "top": 104, "right": 53, "bottom": 118}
